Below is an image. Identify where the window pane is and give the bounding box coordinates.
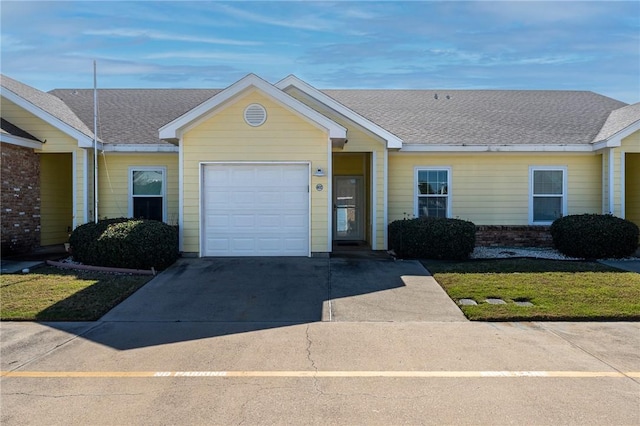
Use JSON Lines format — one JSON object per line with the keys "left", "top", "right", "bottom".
{"left": 133, "top": 170, "right": 163, "bottom": 195}
{"left": 418, "top": 170, "right": 448, "bottom": 195}
{"left": 533, "top": 197, "right": 562, "bottom": 222}
{"left": 133, "top": 197, "right": 163, "bottom": 221}
{"left": 418, "top": 182, "right": 434, "bottom": 195}
{"left": 534, "top": 170, "right": 562, "bottom": 195}
{"left": 418, "top": 197, "right": 447, "bottom": 218}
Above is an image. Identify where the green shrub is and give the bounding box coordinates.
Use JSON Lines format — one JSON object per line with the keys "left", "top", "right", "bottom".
{"left": 550, "top": 214, "right": 639, "bottom": 259}
{"left": 70, "top": 218, "right": 179, "bottom": 270}
{"left": 388, "top": 217, "right": 476, "bottom": 260}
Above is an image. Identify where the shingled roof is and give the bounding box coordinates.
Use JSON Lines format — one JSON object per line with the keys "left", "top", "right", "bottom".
{"left": 324, "top": 89, "right": 626, "bottom": 146}
{"left": 1, "top": 75, "right": 95, "bottom": 140}
{"left": 593, "top": 102, "right": 640, "bottom": 142}
{"left": 50, "top": 88, "right": 220, "bottom": 145}
{"left": 49, "top": 85, "right": 626, "bottom": 147}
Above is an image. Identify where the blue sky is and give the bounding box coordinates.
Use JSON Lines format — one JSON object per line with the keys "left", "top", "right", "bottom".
{"left": 1, "top": 1, "right": 639, "bottom": 103}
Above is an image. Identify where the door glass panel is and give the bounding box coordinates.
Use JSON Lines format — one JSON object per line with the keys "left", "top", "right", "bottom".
{"left": 334, "top": 177, "right": 363, "bottom": 240}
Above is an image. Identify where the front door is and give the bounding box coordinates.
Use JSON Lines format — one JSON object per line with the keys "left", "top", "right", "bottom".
{"left": 333, "top": 176, "right": 364, "bottom": 241}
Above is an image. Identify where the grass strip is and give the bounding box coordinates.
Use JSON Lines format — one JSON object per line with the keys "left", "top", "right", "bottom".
{"left": 1, "top": 266, "right": 152, "bottom": 321}
{"left": 422, "top": 259, "right": 640, "bottom": 321}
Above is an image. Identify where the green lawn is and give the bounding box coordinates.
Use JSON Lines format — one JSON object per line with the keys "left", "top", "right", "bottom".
{"left": 422, "top": 259, "right": 640, "bottom": 321}
{"left": 1, "top": 266, "right": 152, "bottom": 321}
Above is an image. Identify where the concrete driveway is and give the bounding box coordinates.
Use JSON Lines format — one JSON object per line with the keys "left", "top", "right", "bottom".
{"left": 2, "top": 258, "right": 639, "bottom": 425}
{"left": 100, "top": 256, "right": 465, "bottom": 324}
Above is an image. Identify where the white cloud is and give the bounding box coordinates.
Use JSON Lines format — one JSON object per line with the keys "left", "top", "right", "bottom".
{"left": 83, "top": 28, "right": 262, "bottom": 46}
{"left": 144, "top": 50, "right": 289, "bottom": 65}
{"left": 0, "top": 34, "right": 34, "bottom": 52}
{"left": 213, "top": 3, "right": 335, "bottom": 32}
{"left": 472, "top": 1, "right": 611, "bottom": 25}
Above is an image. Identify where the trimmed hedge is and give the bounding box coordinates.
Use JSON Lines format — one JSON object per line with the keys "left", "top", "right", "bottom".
{"left": 69, "top": 218, "right": 179, "bottom": 270}
{"left": 388, "top": 217, "right": 476, "bottom": 260}
{"left": 550, "top": 214, "right": 639, "bottom": 259}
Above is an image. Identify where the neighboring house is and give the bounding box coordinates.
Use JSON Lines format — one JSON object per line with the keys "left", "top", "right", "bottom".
{"left": 1, "top": 73, "right": 639, "bottom": 257}
{"left": 1, "top": 76, "right": 96, "bottom": 255}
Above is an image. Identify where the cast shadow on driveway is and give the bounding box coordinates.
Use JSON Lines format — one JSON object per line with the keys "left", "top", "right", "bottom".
{"left": 42, "top": 256, "right": 463, "bottom": 350}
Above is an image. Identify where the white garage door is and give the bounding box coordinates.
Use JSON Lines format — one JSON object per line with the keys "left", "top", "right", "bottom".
{"left": 202, "top": 163, "right": 310, "bottom": 256}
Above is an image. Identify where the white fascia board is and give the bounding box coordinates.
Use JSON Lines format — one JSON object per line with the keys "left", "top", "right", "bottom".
{"left": 1, "top": 89, "right": 95, "bottom": 148}
{"left": 592, "top": 119, "right": 640, "bottom": 150}
{"left": 275, "top": 75, "right": 403, "bottom": 149}
{"left": 399, "top": 144, "right": 594, "bottom": 153}
{"left": 159, "top": 73, "right": 346, "bottom": 141}
{"left": 0, "top": 133, "right": 42, "bottom": 149}
{"left": 101, "top": 144, "right": 178, "bottom": 153}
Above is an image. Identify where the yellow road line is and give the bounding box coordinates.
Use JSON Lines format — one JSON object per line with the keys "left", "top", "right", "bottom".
{"left": 2, "top": 371, "right": 639, "bottom": 378}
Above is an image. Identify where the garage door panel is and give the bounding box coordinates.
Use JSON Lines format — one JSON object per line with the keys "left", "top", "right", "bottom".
{"left": 256, "top": 214, "right": 281, "bottom": 228}
{"left": 207, "top": 214, "right": 230, "bottom": 228}
{"left": 256, "top": 168, "right": 282, "bottom": 185}
{"left": 284, "top": 192, "right": 309, "bottom": 206}
{"left": 230, "top": 168, "right": 255, "bottom": 184}
{"left": 257, "top": 191, "right": 283, "bottom": 204}
{"left": 283, "top": 167, "right": 307, "bottom": 181}
{"left": 232, "top": 215, "right": 255, "bottom": 228}
{"left": 283, "top": 214, "right": 307, "bottom": 228}
{"left": 284, "top": 238, "right": 307, "bottom": 251}
{"left": 203, "top": 164, "right": 309, "bottom": 257}
{"left": 205, "top": 169, "right": 229, "bottom": 186}
{"left": 207, "top": 238, "right": 229, "bottom": 252}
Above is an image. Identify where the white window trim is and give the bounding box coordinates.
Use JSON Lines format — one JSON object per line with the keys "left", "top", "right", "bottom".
{"left": 529, "top": 166, "right": 567, "bottom": 225}
{"left": 414, "top": 166, "right": 452, "bottom": 219}
{"left": 128, "top": 166, "right": 167, "bottom": 222}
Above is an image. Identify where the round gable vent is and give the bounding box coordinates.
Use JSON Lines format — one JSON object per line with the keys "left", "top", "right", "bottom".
{"left": 244, "top": 103, "right": 267, "bottom": 127}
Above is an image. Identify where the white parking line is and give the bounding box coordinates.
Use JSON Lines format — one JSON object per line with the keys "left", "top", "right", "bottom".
{"left": 2, "top": 370, "right": 639, "bottom": 378}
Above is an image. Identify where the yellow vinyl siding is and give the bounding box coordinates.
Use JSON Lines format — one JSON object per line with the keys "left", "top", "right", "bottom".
{"left": 40, "top": 153, "right": 73, "bottom": 245}
{"left": 182, "top": 90, "right": 329, "bottom": 254}
{"left": 622, "top": 131, "right": 640, "bottom": 150}
{"left": 97, "top": 153, "right": 179, "bottom": 223}
{"left": 389, "top": 153, "right": 602, "bottom": 225}
{"left": 286, "top": 87, "right": 387, "bottom": 249}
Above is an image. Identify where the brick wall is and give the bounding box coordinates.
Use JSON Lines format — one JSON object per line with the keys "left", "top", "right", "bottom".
{"left": 475, "top": 225, "right": 553, "bottom": 248}
{"left": 1, "top": 143, "right": 40, "bottom": 255}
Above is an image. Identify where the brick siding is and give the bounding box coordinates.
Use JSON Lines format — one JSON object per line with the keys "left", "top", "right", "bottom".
{"left": 1, "top": 143, "right": 40, "bottom": 255}
{"left": 475, "top": 225, "right": 553, "bottom": 248}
